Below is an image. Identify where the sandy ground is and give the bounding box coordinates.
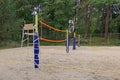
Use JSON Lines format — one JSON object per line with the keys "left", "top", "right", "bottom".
{"left": 0, "top": 46, "right": 120, "bottom": 80}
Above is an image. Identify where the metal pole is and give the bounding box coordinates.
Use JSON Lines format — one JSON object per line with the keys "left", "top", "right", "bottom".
{"left": 66, "top": 30, "right": 69, "bottom": 53}
{"left": 34, "top": 9, "right": 40, "bottom": 68}
{"left": 73, "top": 32, "right": 76, "bottom": 50}
{"left": 78, "top": 34, "right": 80, "bottom": 47}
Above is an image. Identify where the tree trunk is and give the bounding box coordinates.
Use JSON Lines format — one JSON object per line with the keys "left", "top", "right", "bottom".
{"left": 84, "top": 4, "right": 90, "bottom": 38}
{"left": 105, "top": 4, "right": 110, "bottom": 38}
{"left": 81, "top": 0, "right": 91, "bottom": 38}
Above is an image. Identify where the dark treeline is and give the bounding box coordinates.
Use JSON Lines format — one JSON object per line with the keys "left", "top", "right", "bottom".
{"left": 0, "top": 0, "right": 120, "bottom": 46}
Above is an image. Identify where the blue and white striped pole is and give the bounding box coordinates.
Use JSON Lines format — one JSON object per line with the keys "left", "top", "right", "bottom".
{"left": 73, "top": 32, "right": 76, "bottom": 50}
{"left": 33, "top": 10, "right": 39, "bottom": 68}
{"left": 34, "top": 34, "right": 39, "bottom": 68}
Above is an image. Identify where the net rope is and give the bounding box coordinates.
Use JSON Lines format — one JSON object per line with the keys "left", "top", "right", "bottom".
{"left": 39, "top": 21, "right": 67, "bottom": 43}
{"left": 40, "top": 21, "right": 66, "bottom": 32}
{"left": 40, "top": 37, "right": 66, "bottom": 43}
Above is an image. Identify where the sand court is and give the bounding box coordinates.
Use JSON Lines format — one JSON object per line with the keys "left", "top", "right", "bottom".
{"left": 0, "top": 46, "right": 120, "bottom": 80}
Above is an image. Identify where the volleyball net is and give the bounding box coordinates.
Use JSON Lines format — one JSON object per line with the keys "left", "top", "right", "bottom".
{"left": 39, "top": 21, "right": 67, "bottom": 43}
{"left": 39, "top": 21, "right": 80, "bottom": 52}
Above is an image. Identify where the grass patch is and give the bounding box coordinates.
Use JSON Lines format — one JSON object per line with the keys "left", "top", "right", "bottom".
{"left": 81, "top": 37, "right": 120, "bottom": 46}
{"left": 0, "top": 40, "right": 20, "bottom": 50}
{"left": 0, "top": 37, "right": 120, "bottom": 50}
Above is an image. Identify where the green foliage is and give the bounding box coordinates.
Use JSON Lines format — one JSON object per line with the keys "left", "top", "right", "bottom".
{"left": 41, "top": 0, "right": 75, "bottom": 29}
{"left": 88, "top": 0, "right": 119, "bottom": 5}
{"left": 0, "top": 0, "right": 23, "bottom": 43}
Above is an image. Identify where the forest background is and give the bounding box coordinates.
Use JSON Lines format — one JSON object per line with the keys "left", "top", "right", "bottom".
{"left": 0, "top": 0, "right": 120, "bottom": 48}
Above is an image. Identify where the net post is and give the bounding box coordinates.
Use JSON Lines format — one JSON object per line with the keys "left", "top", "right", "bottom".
{"left": 34, "top": 11, "right": 40, "bottom": 68}
{"left": 73, "top": 32, "right": 76, "bottom": 50}
{"left": 66, "top": 29, "right": 69, "bottom": 53}
{"left": 78, "top": 34, "right": 80, "bottom": 47}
